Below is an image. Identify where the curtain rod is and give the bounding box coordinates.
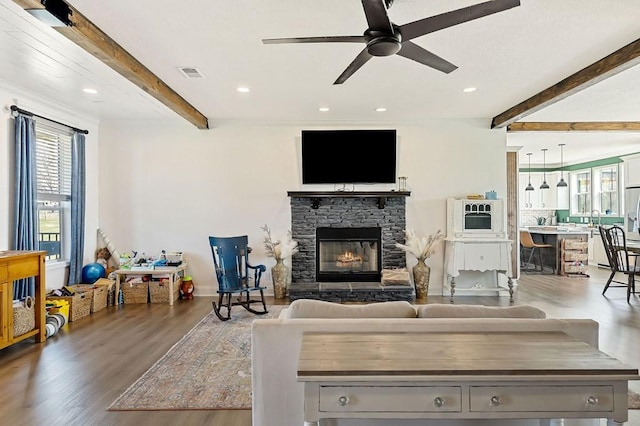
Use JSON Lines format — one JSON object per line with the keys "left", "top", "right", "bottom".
{"left": 10, "top": 105, "right": 89, "bottom": 135}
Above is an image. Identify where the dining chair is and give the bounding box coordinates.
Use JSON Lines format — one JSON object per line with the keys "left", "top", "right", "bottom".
{"left": 599, "top": 225, "right": 640, "bottom": 302}
{"left": 519, "top": 230, "right": 555, "bottom": 274}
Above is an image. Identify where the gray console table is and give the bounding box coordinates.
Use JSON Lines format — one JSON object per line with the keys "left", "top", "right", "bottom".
{"left": 298, "top": 331, "right": 638, "bottom": 426}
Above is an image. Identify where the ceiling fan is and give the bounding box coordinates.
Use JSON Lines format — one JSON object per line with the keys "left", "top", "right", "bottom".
{"left": 262, "top": 0, "right": 520, "bottom": 84}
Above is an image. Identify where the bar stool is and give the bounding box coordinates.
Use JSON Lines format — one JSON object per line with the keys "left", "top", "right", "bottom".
{"left": 520, "top": 230, "right": 555, "bottom": 274}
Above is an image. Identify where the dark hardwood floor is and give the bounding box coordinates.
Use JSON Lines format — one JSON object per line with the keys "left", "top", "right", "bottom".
{"left": 1, "top": 266, "right": 639, "bottom": 426}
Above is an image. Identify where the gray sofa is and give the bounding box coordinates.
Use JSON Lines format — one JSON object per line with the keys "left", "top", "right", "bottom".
{"left": 251, "top": 300, "right": 600, "bottom": 426}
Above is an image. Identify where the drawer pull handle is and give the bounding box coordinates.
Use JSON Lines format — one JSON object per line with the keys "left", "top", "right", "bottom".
{"left": 587, "top": 396, "right": 599, "bottom": 405}
{"left": 434, "top": 396, "right": 445, "bottom": 407}
{"left": 490, "top": 395, "right": 502, "bottom": 406}
{"left": 338, "top": 396, "right": 350, "bottom": 406}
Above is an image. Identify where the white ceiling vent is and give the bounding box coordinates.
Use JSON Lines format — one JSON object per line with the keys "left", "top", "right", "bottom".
{"left": 178, "top": 67, "right": 205, "bottom": 79}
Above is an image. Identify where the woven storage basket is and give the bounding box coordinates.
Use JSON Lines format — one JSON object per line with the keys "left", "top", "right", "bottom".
{"left": 94, "top": 278, "right": 116, "bottom": 306}
{"left": 122, "top": 282, "right": 149, "bottom": 304}
{"left": 13, "top": 296, "right": 35, "bottom": 336}
{"left": 92, "top": 285, "right": 108, "bottom": 312}
{"left": 149, "top": 279, "right": 180, "bottom": 303}
{"left": 47, "top": 291, "right": 92, "bottom": 321}
{"left": 70, "top": 284, "right": 106, "bottom": 313}
{"left": 81, "top": 285, "right": 108, "bottom": 312}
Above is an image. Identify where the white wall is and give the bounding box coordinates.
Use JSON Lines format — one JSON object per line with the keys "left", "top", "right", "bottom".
{"left": 0, "top": 79, "right": 508, "bottom": 296}
{"left": 98, "top": 119, "right": 507, "bottom": 296}
{"left": 0, "top": 82, "right": 100, "bottom": 290}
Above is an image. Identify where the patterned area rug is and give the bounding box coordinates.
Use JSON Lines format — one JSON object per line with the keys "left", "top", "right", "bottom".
{"left": 630, "top": 389, "right": 640, "bottom": 409}
{"left": 108, "top": 305, "right": 283, "bottom": 411}
{"left": 109, "top": 304, "right": 640, "bottom": 411}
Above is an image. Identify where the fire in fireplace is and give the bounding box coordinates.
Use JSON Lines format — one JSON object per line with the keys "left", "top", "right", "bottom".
{"left": 316, "top": 227, "right": 381, "bottom": 282}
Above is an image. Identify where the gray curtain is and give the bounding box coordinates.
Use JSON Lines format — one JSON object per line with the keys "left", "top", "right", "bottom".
{"left": 12, "top": 114, "right": 37, "bottom": 299}
{"left": 68, "top": 132, "right": 86, "bottom": 285}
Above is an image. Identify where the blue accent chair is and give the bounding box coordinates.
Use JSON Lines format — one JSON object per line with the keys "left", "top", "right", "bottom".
{"left": 208, "top": 235, "right": 268, "bottom": 321}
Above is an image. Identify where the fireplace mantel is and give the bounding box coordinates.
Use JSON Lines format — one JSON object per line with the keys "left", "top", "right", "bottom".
{"left": 287, "top": 191, "right": 410, "bottom": 209}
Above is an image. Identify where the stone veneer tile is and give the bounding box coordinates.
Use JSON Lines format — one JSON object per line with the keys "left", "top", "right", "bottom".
{"left": 290, "top": 195, "right": 407, "bottom": 288}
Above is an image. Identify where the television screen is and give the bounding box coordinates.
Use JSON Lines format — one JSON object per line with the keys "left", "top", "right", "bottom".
{"left": 301, "top": 130, "right": 397, "bottom": 184}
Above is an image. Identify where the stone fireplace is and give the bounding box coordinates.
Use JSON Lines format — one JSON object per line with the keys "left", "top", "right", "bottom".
{"left": 287, "top": 191, "right": 412, "bottom": 301}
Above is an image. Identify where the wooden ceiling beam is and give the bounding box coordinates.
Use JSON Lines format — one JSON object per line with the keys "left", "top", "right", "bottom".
{"left": 12, "top": 0, "right": 209, "bottom": 129}
{"left": 507, "top": 122, "right": 640, "bottom": 132}
{"left": 491, "top": 37, "right": 640, "bottom": 129}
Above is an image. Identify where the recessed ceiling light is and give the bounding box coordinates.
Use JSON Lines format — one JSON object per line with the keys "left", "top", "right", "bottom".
{"left": 463, "top": 87, "right": 477, "bottom": 93}
{"left": 83, "top": 88, "right": 98, "bottom": 94}
{"left": 237, "top": 87, "right": 250, "bottom": 93}
{"left": 375, "top": 107, "right": 387, "bottom": 112}
{"left": 318, "top": 107, "right": 330, "bottom": 112}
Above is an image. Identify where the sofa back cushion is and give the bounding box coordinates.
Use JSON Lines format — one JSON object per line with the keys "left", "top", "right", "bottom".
{"left": 286, "top": 299, "right": 417, "bottom": 318}
{"left": 417, "top": 303, "right": 546, "bottom": 319}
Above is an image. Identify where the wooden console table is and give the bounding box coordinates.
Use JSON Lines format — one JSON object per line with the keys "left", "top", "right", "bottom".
{"left": 298, "top": 331, "right": 639, "bottom": 426}
{"left": 0, "top": 250, "right": 47, "bottom": 349}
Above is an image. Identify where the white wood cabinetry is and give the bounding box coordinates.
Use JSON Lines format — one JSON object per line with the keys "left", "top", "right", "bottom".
{"left": 519, "top": 172, "right": 558, "bottom": 209}
{"left": 624, "top": 155, "right": 640, "bottom": 187}
{"left": 591, "top": 229, "right": 609, "bottom": 267}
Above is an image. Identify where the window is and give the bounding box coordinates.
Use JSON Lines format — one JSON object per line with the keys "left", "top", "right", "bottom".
{"left": 571, "top": 170, "right": 591, "bottom": 215}
{"left": 35, "top": 121, "right": 72, "bottom": 262}
{"left": 569, "top": 164, "right": 621, "bottom": 217}
{"left": 594, "top": 165, "right": 618, "bottom": 215}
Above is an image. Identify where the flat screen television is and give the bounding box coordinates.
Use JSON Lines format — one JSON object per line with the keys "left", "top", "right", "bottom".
{"left": 301, "top": 129, "right": 397, "bottom": 184}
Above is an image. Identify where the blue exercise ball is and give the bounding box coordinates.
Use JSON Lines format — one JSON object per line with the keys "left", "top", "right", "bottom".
{"left": 82, "top": 263, "right": 106, "bottom": 284}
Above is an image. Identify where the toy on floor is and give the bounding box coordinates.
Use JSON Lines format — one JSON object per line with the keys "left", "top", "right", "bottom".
{"left": 82, "top": 262, "right": 106, "bottom": 284}
{"left": 180, "top": 276, "right": 194, "bottom": 300}
{"left": 95, "top": 247, "right": 112, "bottom": 270}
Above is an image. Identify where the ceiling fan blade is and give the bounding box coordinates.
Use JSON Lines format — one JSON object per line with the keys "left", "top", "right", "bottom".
{"left": 334, "top": 49, "right": 373, "bottom": 85}
{"left": 400, "top": 0, "right": 520, "bottom": 41}
{"left": 397, "top": 41, "right": 457, "bottom": 74}
{"left": 262, "top": 35, "right": 365, "bottom": 44}
{"left": 361, "top": 0, "right": 394, "bottom": 33}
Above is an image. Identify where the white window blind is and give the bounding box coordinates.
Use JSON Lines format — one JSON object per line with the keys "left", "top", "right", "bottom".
{"left": 35, "top": 122, "right": 72, "bottom": 201}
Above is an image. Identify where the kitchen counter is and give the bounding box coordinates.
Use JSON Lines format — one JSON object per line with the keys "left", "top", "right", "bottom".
{"left": 526, "top": 225, "right": 591, "bottom": 235}
{"left": 523, "top": 227, "right": 590, "bottom": 275}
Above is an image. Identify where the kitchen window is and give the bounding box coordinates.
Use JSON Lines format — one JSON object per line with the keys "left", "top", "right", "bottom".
{"left": 570, "top": 170, "right": 591, "bottom": 215}
{"left": 569, "top": 164, "right": 621, "bottom": 217}
{"left": 594, "top": 165, "right": 619, "bottom": 215}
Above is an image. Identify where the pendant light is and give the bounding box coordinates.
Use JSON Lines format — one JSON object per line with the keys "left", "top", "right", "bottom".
{"left": 539, "top": 148, "right": 550, "bottom": 189}
{"left": 525, "top": 153, "right": 534, "bottom": 191}
{"left": 557, "top": 143, "right": 568, "bottom": 187}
